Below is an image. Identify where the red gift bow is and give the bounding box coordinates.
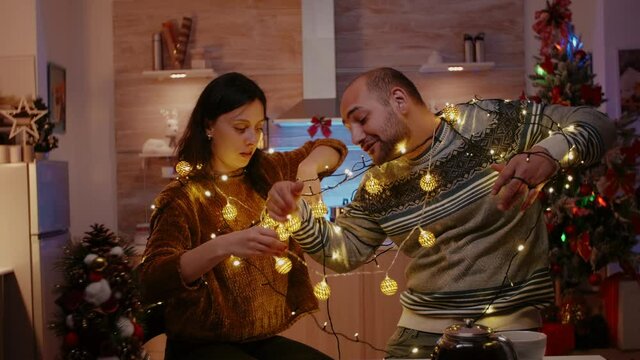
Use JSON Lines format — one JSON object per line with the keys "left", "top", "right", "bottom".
{"left": 307, "top": 116, "right": 332, "bottom": 138}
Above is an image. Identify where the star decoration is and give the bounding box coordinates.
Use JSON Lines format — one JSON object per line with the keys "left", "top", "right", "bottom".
{"left": 0, "top": 97, "right": 47, "bottom": 145}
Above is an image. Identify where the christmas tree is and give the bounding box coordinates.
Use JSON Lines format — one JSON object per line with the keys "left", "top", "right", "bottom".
{"left": 530, "top": 0, "right": 639, "bottom": 295}
{"left": 51, "top": 224, "right": 147, "bottom": 360}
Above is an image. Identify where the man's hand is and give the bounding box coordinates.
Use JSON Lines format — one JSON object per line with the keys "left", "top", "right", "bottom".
{"left": 266, "top": 181, "right": 305, "bottom": 222}
{"left": 491, "top": 146, "right": 558, "bottom": 211}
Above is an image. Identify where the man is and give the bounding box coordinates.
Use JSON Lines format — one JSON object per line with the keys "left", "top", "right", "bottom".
{"left": 266, "top": 67, "right": 615, "bottom": 358}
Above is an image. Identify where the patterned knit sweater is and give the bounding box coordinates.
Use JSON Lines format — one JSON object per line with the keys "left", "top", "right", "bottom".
{"left": 138, "top": 139, "right": 347, "bottom": 343}
{"left": 292, "top": 100, "right": 615, "bottom": 333}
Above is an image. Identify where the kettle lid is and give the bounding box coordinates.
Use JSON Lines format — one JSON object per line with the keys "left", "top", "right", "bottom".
{"left": 443, "top": 318, "right": 493, "bottom": 338}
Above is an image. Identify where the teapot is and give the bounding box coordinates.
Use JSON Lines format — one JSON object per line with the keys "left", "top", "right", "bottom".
{"left": 431, "top": 319, "right": 518, "bottom": 360}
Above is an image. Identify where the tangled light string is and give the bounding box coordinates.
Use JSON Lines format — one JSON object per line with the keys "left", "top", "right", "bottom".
{"left": 167, "top": 97, "right": 583, "bottom": 357}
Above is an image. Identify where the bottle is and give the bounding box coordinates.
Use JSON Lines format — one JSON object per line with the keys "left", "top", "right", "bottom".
{"left": 152, "top": 32, "right": 163, "bottom": 70}
{"left": 464, "top": 34, "right": 475, "bottom": 63}
{"left": 474, "top": 32, "right": 485, "bottom": 63}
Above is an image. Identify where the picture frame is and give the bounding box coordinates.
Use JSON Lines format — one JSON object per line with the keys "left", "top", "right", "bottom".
{"left": 47, "top": 62, "right": 66, "bottom": 133}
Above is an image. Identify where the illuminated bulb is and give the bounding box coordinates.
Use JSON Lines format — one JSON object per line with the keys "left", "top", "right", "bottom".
{"left": 229, "top": 255, "right": 242, "bottom": 267}
{"left": 268, "top": 148, "right": 275, "bottom": 154}
{"left": 380, "top": 275, "right": 398, "bottom": 296}
{"left": 567, "top": 151, "right": 575, "bottom": 161}
{"left": 418, "top": 229, "right": 436, "bottom": 248}
{"left": 313, "top": 279, "right": 331, "bottom": 301}
{"left": 291, "top": 311, "right": 296, "bottom": 315}
{"left": 222, "top": 202, "right": 238, "bottom": 221}
{"left": 442, "top": 104, "right": 460, "bottom": 123}
{"left": 365, "top": 177, "right": 383, "bottom": 195}
{"left": 331, "top": 250, "right": 342, "bottom": 261}
{"left": 412, "top": 348, "right": 419, "bottom": 354}
{"left": 397, "top": 144, "right": 407, "bottom": 154}
{"left": 517, "top": 244, "right": 525, "bottom": 252}
{"left": 175, "top": 161, "right": 193, "bottom": 177}
{"left": 490, "top": 149, "right": 495, "bottom": 155}
{"left": 354, "top": 333, "right": 359, "bottom": 340}
{"left": 567, "top": 175, "right": 573, "bottom": 182}
{"left": 260, "top": 212, "right": 278, "bottom": 229}
{"left": 567, "top": 125, "right": 575, "bottom": 131}
{"left": 196, "top": 163, "right": 203, "bottom": 170}
{"left": 522, "top": 110, "right": 527, "bottom": 115}
{"left": 221, "top": 174, "right": 229, "bottom": 181}
{"left": 276, "top": 224, "right": 290, "bottom": 242}
{"left": 548, "top": 187, "right": 555, "bottom": 194}
{"left": 311, "top": 200, "right": 328, "bottom": 218}
{"left": 420, "top": 173, "right": 438, "bottom": 192}
{"left": 286, "top": 214, "right": 301, "bottom": 232}
{"left": 274, "top": 256, "right": 292, "bottom": 274}
{"left": 210, "top": 233, "right": 216, "bottom": 239}
{"left": 150, "top": 204, "right": 156, "bottom": 210}
{"left": 204, "top": 190, "right": 211, "bottom": 197}
{"left": 344, "top": 169, "right": 353, "bottom": 177}
{"left": 564, "top": 183, "right": 570, "bottom": 189}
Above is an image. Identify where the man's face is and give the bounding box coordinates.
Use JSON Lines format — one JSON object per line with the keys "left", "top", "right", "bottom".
{"left": 340, "top": 79, "right": 410, "bottom": 165}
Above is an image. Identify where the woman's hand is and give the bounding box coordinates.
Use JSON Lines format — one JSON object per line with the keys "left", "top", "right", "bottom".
{"left": 215, "top": 226, "right": 287, "bottom": 258}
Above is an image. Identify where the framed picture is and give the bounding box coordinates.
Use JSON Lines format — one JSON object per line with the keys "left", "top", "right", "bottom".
{"left": 619, "top": 49, "right": 640, "bottom": 113}
{"left": 47, "top": 63, "right": 66, "bottom": 133}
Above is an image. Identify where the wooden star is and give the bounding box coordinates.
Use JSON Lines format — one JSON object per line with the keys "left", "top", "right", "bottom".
{"left": 0, "top": 97, "right": 47, "bottom": 144}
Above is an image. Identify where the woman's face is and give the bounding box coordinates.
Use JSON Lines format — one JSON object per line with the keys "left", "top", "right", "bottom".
{"left": 209, "top": 99, "right": 266, "bottom": 173}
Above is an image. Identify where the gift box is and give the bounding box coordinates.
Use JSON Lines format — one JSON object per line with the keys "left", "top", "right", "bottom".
{"left": 541, "top": 322, "right": 575, "bottom": 355}
{"left": 601, "top": 273, "right": 640, "bottom": 350}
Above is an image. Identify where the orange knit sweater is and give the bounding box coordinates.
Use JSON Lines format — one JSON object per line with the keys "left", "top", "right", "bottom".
{"left": 138, "top": 139, "right": 347, "bottom": 343}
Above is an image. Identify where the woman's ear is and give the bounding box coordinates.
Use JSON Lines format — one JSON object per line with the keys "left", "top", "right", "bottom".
{"left": 391, "top": 87, "right": 408, "bottom": 114}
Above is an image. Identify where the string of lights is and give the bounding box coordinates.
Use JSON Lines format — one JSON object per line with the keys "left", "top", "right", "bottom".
{"left": 167, "top": 97, "right": 582, "bottom": 355}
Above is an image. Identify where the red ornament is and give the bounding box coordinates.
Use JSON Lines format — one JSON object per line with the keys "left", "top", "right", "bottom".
{"left": 564, "top": 224, "right": 576, "bottom": 236}
{"left": 101, "top": 296, "right": 119, "bottom": 313}
{"left": 579, "top": 183, "right": 593, "bottom": 196}
{"left": 588, "top": 273, "right": 602, "bottom": 286}
{"left": 307, "top": 116, "right": 332, "bottom": 138}
{"left": 64, "top": 331, "right": 79, "bottom": 348}
{"left": 88, "top": 272, "right": 103, "bottom": 282}
{"left": 133, "top": 322, "right": 145, "bottom": 340}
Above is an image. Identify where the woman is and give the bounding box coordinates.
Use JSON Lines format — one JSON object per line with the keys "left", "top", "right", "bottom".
{"left": 138, "top": 72, "right": 346, "bottom": 359}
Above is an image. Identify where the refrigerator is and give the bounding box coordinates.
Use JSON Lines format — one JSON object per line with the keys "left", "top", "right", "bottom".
{"left": 0, "top": 160, "right": 70, "bottom": 360}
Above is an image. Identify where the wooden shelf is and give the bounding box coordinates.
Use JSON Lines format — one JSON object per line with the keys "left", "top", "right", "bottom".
{"left": 419, "top": 61, "right": 495, "bottom": 73}
{"left": 141, "top": 68, "right": 217, "bottom": 80}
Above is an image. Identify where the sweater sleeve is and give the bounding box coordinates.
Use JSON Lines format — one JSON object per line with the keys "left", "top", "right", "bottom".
{"left": 290, "top": 185, "right": 388, "bottom": 273}
{"left": 532, "top": 104, "right": 616, "bottom": 167}
{"left": 137, "top": 186, "right": 201, "bottom": 303}
{"left": 266, "top": 139, "right": 348, "bottom": 181}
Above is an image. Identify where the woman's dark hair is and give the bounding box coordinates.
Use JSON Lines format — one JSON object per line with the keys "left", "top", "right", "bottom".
{"left": 176, "top": 72, "right": 272, "bottom": 196}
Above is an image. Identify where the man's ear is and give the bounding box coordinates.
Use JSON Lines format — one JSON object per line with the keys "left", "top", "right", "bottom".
{"left": 391, "top": 87, "right": 409, "bottom": 114}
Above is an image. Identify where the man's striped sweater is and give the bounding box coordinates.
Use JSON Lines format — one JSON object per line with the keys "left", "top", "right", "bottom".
{"left": 292, "top": 99, "right": 615, "bottom": 333}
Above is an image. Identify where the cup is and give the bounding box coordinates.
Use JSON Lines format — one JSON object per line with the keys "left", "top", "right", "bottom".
{"left": 498, "top": 330, "right": 547, "bottom": 360}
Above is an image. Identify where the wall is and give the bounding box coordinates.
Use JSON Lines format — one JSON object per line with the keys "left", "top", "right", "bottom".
{"left": 113, "top": 0, "right": 303, "bottom": 238}
{"left": 35, "top": 0, "right": 118, "bottom": 239}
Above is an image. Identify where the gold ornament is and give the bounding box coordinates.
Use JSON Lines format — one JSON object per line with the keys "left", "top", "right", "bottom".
{"left": 229, "top": 255, "right": 242, "bottom": 267}
{"left": 420, "top": 173, "right": 438, "bottom": 192}
{"left": 365, "top": 177, "right": 383, "bottom": 195}
{"left": 380, "top": 275, "right": 398, "bottom": 296}
{"left": 286, "top": 214, "right": 301, "bottom": 232}
{"left": 276, "top": 224, "right": 290, "bottom": 242}
{"left": 313, "top": 279, "right": 331, "bottom": 301}
{"left": 222, "top": 201, "right": 238, "bottom": 222}
{"left": 175, "top": 161, "right": 193, "bottom": 177}
{"left": 274, "top": 256, "right": 292, "bottom": 274}
{"left": 260, "top": 212, "right": 278, "bottom": 229}
{"left": 91, "top": 257, "right": 108, "bottom": 272}
{"left": 442, "top": 104, "right": 460, "bottom": 123}
{"left": 418, "top": 229, "right": 436, "bottom": 248}
{"left": 311, "top": 200, "right": 328, "bottom": 219}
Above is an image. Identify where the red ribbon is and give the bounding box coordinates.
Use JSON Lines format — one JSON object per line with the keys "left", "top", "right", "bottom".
{"left": 307, "top": 116, "right": 332, "bottom": 138}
